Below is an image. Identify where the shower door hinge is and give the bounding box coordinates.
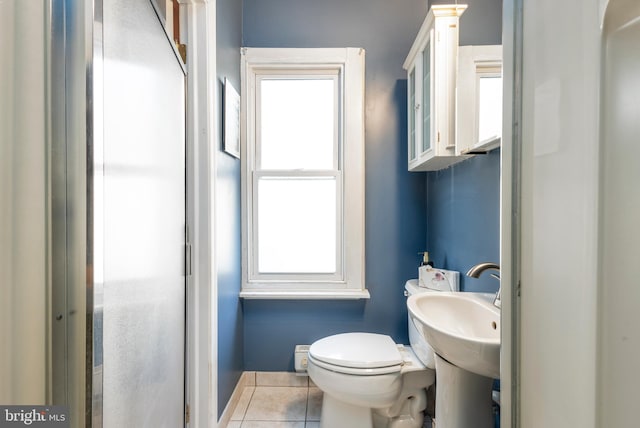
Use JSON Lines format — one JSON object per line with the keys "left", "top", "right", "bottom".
{"left": 185, "top": 403, "right": 190, "bottom": 424}
{"left": 185, "top": 224, "right": 192, "bottom": 277}
{"left": 185, "top": 243, "right": 192, "bottom": 277}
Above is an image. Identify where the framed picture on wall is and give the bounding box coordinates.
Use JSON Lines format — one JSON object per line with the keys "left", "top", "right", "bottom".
{"left": 224, "top": 77, "right": 241, "bottom": 158}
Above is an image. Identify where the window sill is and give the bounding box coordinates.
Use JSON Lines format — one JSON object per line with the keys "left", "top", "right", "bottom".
{"left": 239, "top": 289, "right": 370, "bottom": 300}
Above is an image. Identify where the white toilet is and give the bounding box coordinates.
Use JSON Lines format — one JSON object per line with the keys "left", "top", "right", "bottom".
{"left": 307, "top": 279, "right": 454, "bottom": 428}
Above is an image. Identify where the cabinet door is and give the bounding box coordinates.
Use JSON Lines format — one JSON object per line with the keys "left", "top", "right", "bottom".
{"left": 408, "top": 31, "right": 433, "bottom": 168}
{"left": 456, "top": 45, "right": 502, "bottom": 155}
{"left": 421, "top": 38, "right": 433, "bottom": 155}
{"left": 408, "top": 67, "right": 417, "bottom": 162}
{"left": 404, "top": 4, "right": 466, "bottom": 171}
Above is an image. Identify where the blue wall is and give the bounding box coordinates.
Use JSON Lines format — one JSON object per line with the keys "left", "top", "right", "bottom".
{"left": 426, "top": 150, "right": 501, "bottom": 293}
{"left": 217, "top": 0, "right": 243, "bottom": 417}
{"left": 242, "top": 0, "right": 428, "bottom": 371}
{"left": 240, "top": 0, "right": 503, "bottom": 372}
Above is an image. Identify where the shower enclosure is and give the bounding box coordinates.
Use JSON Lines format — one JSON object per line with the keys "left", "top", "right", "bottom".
{"left": 51, "top": 0, "right": 187, "bottom": 426}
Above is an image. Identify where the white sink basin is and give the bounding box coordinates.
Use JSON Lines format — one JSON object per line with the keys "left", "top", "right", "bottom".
{"left": 407, "top": 292, "right": 500, "bottom": 378}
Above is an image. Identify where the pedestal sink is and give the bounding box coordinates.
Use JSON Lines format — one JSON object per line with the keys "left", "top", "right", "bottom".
{"left": 407, "top": 292, "right": 500, "bottom": 428}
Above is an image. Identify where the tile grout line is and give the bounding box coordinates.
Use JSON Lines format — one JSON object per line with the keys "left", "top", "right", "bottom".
{"left": 305, "top": 384, "right": 310, "bottom": 422}
{"left": 241, "top": 384, "right": 311, "bottom": 425}
{"left": 241, "top": 386, "right": 257, "bottom": 422}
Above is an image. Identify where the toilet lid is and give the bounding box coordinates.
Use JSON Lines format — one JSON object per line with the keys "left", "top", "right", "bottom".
{"left": 309, "top": 333, "right": 402, "bottom": 369}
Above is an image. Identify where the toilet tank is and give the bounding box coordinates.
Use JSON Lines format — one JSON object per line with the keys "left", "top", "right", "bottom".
{"left": 404, "top": 278, "right": 457, "bottom": 369}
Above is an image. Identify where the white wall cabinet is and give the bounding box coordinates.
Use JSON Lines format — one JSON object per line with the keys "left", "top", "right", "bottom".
{"left": 456, "top": 45, "right": 503, "bottom": 155}
{"left": 403, "top": 4, "right": 467, "bottom": 172}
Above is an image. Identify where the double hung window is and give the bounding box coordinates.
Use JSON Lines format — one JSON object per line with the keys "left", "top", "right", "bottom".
{"left": 240, "top": 48, "right": 367, "bottom": 299}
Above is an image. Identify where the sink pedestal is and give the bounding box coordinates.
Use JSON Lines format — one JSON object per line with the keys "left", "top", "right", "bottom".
{"left": 434, "top": 354, "right": 494, "bottom": 428}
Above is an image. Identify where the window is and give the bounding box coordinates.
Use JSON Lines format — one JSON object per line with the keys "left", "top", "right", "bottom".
{"left": 240, "top": 48, "right": 368, "bottom": 299}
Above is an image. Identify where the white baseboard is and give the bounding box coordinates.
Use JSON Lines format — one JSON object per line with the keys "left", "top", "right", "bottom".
{"left": 217, "top": 371, "right": 256, "bottom": 427}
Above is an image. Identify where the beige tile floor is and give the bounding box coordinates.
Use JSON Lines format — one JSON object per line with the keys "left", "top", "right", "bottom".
{"left": 225, "top": 373, "right": 322, "bottom": 428}
{"left": 223, "top": 372, "right": 434, "bottom": 428}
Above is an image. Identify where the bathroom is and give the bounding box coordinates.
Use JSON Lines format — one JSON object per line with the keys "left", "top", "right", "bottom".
{"left": 2, "top": 0, "right": 639, "bottom": 427}
{"left": 220, "top": 0, "right": 501, "bottom": 425}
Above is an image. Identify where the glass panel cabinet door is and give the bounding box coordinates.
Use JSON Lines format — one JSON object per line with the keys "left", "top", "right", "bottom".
{"left": 477, "top": 75, "right": 502, "bottom": 142}
{"left": 403, "top": 4, "right": 466, "bottom": 171}
{"left": 455, "top": 45, "right": 502, "bottom": 155}
{"left": 408, "top": 69, "right": 416, "bottom": 161}
{"left": 421, "top": 42, "right": 432, "bottom": 153}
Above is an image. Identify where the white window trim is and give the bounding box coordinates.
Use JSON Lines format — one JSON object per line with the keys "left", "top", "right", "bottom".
{"left": 240, "top": 47, "right": 368, "bottom": 300}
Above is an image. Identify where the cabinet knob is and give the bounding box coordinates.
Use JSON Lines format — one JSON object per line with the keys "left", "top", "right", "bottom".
{"left": 415, "top": 103, "right": 420, "bottom": 111}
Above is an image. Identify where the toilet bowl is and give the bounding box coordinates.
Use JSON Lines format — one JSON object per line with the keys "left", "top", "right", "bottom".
{"left": 307, "top": 332, "right": 433, "bottom": 428}
{"left": 307, "top": 279, "right": 458, "bottom": 428}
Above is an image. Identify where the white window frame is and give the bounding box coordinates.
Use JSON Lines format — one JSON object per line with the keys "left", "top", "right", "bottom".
{"left": 240, "top": 47, "right": 368, "bottom": 300}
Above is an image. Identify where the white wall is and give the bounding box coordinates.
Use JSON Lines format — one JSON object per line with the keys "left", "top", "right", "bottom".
{"left": 519, "top": 0, "right": 601, "bottom": 426}
{"left": 599, "top": 1, "right": 640, "bottom": 426}
{"left": 516, "top": 1, "right": 640, "bottom": 426}
{"left": 0, "top": 0, "right": 50, "bottom": 404}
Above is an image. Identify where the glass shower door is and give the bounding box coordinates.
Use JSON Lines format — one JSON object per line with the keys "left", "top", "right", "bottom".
{"left": 92, "top": 0, "right": 186, "bottom": 426}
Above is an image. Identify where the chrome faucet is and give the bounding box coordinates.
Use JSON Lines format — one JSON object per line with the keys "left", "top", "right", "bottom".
{"left": 466, "top": 262, "right": 501, "bottom": 308}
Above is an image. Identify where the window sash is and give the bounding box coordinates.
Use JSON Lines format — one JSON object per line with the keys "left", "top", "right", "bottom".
{"left": 255, "top": 70, "right": 341, "bottom": 172}
{"left": 250, "top": 67, "right": 344, "bottom": 284}
{"left": 249, "top": 170, "right": 344, "bottom": 282}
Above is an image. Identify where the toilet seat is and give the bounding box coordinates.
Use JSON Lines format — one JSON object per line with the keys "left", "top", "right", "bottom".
{"left": 309, "top": 333, "right": 403, "bottom": 375}
{"left": 308, "top": 353, "right": 402, "bottom": 375}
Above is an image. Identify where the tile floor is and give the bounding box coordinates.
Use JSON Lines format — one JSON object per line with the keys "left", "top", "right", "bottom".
{"left": 223, "top": 372, "right": 434, "bottom": 428}
{"left": 225, "top": 372, "right": 322, "bottom": 428}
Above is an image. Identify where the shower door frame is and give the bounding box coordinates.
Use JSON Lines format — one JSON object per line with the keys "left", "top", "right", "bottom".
{"left": 49, "top": 0, "right": 218, "bottom": 426}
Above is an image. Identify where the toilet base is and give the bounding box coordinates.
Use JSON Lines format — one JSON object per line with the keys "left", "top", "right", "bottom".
{"left": 320, "top": 393, "right": 373, "bottom": 428}
{"left": 319, "top": 391, "right": 428, "bottom": 428}
{"left": 373, "top": 387, "right": 427, "bottom": 428}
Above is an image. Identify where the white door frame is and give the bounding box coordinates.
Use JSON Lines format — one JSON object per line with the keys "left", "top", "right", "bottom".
{"left": 500, "top": 0, "right": 522, "bottom": 426}
{"left": 179, "top": 0, "right": 218, "bottom": 426}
